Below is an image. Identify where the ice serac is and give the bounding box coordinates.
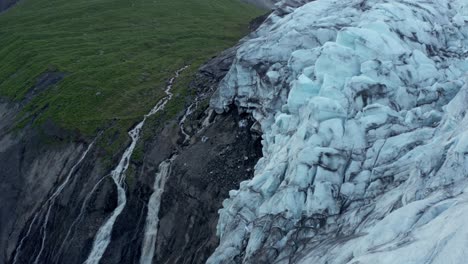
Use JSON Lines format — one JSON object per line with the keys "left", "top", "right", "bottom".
{"left": 209, "top": 0, "right": 468, "bottom": 263}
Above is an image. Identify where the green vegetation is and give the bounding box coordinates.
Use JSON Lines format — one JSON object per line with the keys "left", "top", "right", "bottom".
{"left": 130, "top": 63, "right": 200, "bottom": 165}
{"left": 0, "top": 0, "right": 262, "bottom": 139}
{"left": 98, "top": 62, "right": 202, "bottom": 163}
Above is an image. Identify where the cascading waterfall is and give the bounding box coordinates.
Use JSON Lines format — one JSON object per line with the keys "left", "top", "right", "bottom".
{"left": 179, "top": 91, "right": 212, "bottom": 143}
{"left": 83, "top": 65, "right": 188, "bottom": 264}
{"left": 12, "top": 141, "right": 96, "bottom": 264}
{"left": 179, "top": 102, "right": 197, "bottom": 143}
{"left": 139, "top": 156, "right": 176, "bottom": 264}
{"left": 138, "top": 88, "right": 215, "bottom": 263}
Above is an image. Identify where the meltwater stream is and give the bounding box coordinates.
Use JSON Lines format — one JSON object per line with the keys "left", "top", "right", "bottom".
{"left": 12, "top": 141, "right": 96, "bottom": 264}
{"left": 139, "top": 87, "right": 215, "bottom": 263}
{"left": 83, "top": 66, "right": 188, "bottom": 264}
{"left": 139, "top": 156, "right": 176, "bottom": 264}
{"left": 179, "top": 90, "right": 213, "bottom": 144}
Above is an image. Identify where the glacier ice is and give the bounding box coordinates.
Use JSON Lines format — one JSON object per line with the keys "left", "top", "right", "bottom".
{"left": 209, "top": 0, "right": 468, "bottom": 263}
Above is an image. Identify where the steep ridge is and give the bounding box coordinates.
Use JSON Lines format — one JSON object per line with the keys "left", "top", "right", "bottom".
{"left": 1, "top": 1, "right": 264, "bottom": 263}
{"left": 209, "top": 0, "right": 468, "bottom": 263}
{"left": 0, "top": 97, "right": 88, "bottom": 263}
{"left": 14, "top": 141, "right": 95, "bottom": 264}
{"left": 2, "top": 17, "right": 264, "bottom": 263}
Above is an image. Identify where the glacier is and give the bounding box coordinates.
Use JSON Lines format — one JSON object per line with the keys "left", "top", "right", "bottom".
{"left": 209, "top": 0, "right": 468, "bottom": 263}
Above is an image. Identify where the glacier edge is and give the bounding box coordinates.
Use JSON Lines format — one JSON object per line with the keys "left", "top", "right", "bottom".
{"left": 209, "top": 0, "right": 468, "bottom": 263}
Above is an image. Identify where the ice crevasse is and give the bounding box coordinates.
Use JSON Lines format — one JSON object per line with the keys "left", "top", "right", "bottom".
{"left": 208, "top": 0, "right": 468, "bottom": 263}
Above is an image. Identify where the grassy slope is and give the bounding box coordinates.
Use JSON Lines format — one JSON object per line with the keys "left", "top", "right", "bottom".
{"left": 0, "top": 0, "right": 262, "bottom": 138}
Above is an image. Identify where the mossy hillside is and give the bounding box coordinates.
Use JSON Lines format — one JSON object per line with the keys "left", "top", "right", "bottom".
{"left": 99, "top": 62, "right": 201, "bottom": 167}
{"left": 125, "top": 63, "right": 203, "bottom": 187}
{"left": 0, "top": 0, "right": 263, "bottom": 138}
{"left": 130, "top": 63, "right": 200, "bottom": 164}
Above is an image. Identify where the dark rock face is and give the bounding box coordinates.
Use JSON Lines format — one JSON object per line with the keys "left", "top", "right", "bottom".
{"left": 0, "top": 72, "right": 73, "bottom": 264}
{"left": 0, "top": 114, "right": 85, "bottom": 263}
{"left": 154, "top": 111, "right": 261, "bottom": 264}
{"left": 0, "top": 119, "right": 113, "bottom": 264}
{"left": 145, "top": 44, "right": 264, "bottom": 263}
{"left": 248, "top": 11, "right": 271, "bottom": 31}
{"left": 0, "top": 80, "right": 86, "bottom": 264}
{"left": 0, "top": 76, "right": 112, "bottom": 264}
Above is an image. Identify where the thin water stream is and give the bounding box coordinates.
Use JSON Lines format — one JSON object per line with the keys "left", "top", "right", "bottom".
{"left": 83, "top": 66, "right": 188, "bottom": 264}
{"left": 12, "top": 141, "right": 95, "bottom": 264}
{"left": 139, "top": 156, "right": 176, "bottom": 264}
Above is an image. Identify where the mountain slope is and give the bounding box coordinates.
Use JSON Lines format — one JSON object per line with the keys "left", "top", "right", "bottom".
{"left": 0, "top": 1, "right": 264, "bottom": 263}
{"left": 3, "top": 0, "right": 468, "bottom": 263}
{"left": 0, "top": 0, "right": 262, "bottom": 143}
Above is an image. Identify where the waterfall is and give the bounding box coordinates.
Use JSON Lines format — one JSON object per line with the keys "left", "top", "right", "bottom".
{"left": 179, "top": 102, "right": 196, "bottom": 143}
{"left": 83, "top": 65, "right": 188, "bottom": 264}
{"left": 12, "top": 141, "right": 95, "bottom": 264}
{"left": 139, "top": 157, "right": 176, "bottom": 264}
{"left": 139, "top": 74, "right": 218, "bottom": 263}
{"left": 179, "top": 90, "right": 214, "bottom": 144}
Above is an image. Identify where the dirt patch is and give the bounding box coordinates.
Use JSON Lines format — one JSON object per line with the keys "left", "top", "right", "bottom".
{"left": 24, "top": 71, "right": 66, "bottom": 103}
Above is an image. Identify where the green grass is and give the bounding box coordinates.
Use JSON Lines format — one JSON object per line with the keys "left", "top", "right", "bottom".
{"left": 97, "top": 62, "right": 204, "bottom": 164}
{"left": 129, "top": 63, "right": 200, "bottom": 164}
{"left": 0, "top": 0, "right": 262, "bottom": 137}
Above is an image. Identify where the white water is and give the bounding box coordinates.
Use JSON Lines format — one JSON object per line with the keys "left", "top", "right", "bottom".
{"left": 179, "top": 102, "right": 197, "bottom": 143}
{"left": 179, "top": 90, "right": 215, "bottom": 143}
{"left": 139, "top": 84, "right": 216, "bottom": 263}
{"left": 12, "top": 141, "right": 95, "bottom": 264}
{"left": 139, "top": 156, "right": 176, "bottom": 264}
{"left": 84, "top": 65, "right": 188, "bottom": 264}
